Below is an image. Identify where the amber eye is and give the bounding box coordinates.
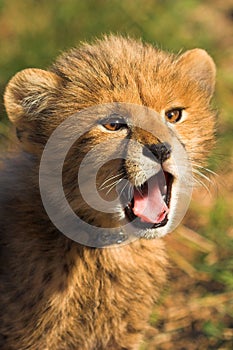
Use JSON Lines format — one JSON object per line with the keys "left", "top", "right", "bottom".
{"left": 101, "top": 116, "right": 128, "bottom": 131}
{"left": 165, "top": 108, "right": 184, "bottom": 123}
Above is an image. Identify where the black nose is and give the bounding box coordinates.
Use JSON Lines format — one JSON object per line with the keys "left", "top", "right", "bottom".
{"left": 143, "top": 142, "right": 171, "bottom": 163}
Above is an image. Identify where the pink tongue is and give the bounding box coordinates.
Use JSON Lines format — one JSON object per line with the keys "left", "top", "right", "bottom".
{"left": 132, "top": 175, "right": 169, "bottom": 224}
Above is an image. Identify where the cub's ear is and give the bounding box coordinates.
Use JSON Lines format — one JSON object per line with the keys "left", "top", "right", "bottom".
{"left": 4, "top": 69, "right": 63, "bottom": 153}
{"left": 4, "top": 68, "right": 63, "bottom": 124}
{"left": 178, "top": 49, "right": 216, "bottom": 99}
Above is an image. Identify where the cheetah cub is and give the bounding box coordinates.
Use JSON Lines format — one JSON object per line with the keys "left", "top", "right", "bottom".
{"left": 0, "top": 36, "right": 216, "bottom": 349}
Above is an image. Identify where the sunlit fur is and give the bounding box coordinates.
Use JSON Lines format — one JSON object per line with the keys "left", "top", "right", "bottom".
{"left": 0, "top": 36, "right": 216, "bottom": 349}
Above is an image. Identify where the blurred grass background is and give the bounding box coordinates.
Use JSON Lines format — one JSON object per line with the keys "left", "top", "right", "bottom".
{"left": 0, "top": 0, "right": 232, "bottom": 348}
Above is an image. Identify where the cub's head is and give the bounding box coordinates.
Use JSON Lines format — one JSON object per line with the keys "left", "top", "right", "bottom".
{"left": 4, "top": 36, "right": 216, "bottom": 247}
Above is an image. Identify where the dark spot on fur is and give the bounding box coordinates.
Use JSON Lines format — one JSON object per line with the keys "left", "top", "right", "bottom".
{"left": 42, "top": 305, "right": 52, "bottom": 314}
{"left": 44, "top": 323, "right": 52, "bottom": 334}
{"left": 11, "top": 334, "right": 22, "bottom": 342}
{"left": 80, "top": 138, "right": 88, "bottom": 144}
{"left": 65, "top": 241, "right": 72, "bottom": 252}
{"left": 63, "top": 263, "right": 70, "bottom": 276}
{"left": 23, "top": 315, "right": 34, "bottom": 327}
{"left": 96, "top": 260, "right": 101, "bottom": 270}
{"left": 35, "top": 334, "right": 43, "bottom": 342}
{"left": 69, "top": 259, "right": 75, "bottom": 268}
{"left": 27, "top": 299, "right": 37, "bottom": 310}
{"left": 61, "top": 334, "right": 66, "bottom": 341}
{"left": 58, "top": 281, "right": 66, "bottom": 292}
{"left": 16, "top": 128, "right": 24, "bottom": 141}
{"left": 227, "top": 8, "right": 233, "bottom": 20}
{"left": 0, "top": 334, "right": 8, "bottom": 342}
{"left": 107, "top": 271, "right": 118, "bottom": 282}
{"left": 14, "top": 289, "right": 26, "bottom": 300}
{"left": 126, "top": 324, "right": 138, "bottom": 334}
{"left": 37, "top": 291, "right": 44, "bottom": 301}
{"left": 42, "top": 271, "right": 53, "bottom": 284}
{"left": 66, "top": 330, "right": 73, "bottom": 338}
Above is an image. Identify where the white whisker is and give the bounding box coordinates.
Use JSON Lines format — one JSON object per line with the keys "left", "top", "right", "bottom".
{"left": 192, "top": 163, "right": 218, "bottom": 177}
{"left": 192, "top": 168, "right": 213, "bottom": 185}
{"left": 118, "top": 180, "right": 129, "bottom": 197}
{"left": 98, "top": 171, "right": 124, "bottom": 190}
{"left": 106, "top": 178, "right": 124, "bottom": 195}
{"left": 193, "top": 175, "right": 211, "bottom": 193}
{"left": 128, "top": 184, "right": 134, "bottom": 202}
{"left": 192, "top": 163, "right": 220, "bottom": 196}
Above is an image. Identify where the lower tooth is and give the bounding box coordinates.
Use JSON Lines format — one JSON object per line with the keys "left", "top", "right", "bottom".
{"left": 162, "top": 194, "right": 166, "bottom": 201}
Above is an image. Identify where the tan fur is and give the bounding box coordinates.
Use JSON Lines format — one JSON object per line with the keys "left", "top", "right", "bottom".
{"left": 0, "top": 36, "right": 216, "bottom": 349}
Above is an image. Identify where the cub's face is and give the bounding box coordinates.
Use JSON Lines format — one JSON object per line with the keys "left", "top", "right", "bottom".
{"left": 4, "top": 36, "right": 216, "bottom": 247}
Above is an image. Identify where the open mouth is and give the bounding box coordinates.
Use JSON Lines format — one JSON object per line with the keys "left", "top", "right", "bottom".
{"left": 125, "top": 169, "right": 173, "bottom": 229}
